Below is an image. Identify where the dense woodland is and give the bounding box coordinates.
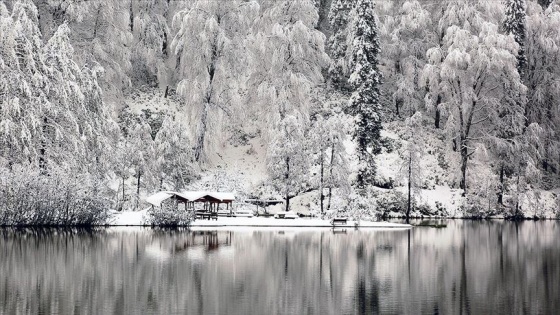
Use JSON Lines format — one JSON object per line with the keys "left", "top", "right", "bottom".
{"left": 1, "top": 0, "right": 560, "bottom": 224}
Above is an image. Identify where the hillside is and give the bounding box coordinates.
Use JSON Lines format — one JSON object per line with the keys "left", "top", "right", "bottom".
{"left": 1, "top": 0, "right": 560, "bottom": 225}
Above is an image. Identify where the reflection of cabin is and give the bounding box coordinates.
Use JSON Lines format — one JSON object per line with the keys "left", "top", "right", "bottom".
{"left": 146, "top": 191, "right": 235, "bottom": 219}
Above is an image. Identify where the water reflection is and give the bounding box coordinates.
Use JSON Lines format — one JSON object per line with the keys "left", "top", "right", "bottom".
{"left": 0, "top": 221, "right": 559, "bottom": 314}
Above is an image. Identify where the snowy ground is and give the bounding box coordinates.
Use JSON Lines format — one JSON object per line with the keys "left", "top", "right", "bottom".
{"left": 107, "top": 210, "right": 411, "bottom": 228}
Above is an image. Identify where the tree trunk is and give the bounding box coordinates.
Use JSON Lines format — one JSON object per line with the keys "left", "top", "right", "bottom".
{"left": 460, "top": 136, "right": 469, "bottom": 196}
{"left": 498, "top": 164, "right": 505, "bottom": 205}
{"left": 515, "top": 172, "right": 522, "bottom": 218}
{"left": 194, "top": 102, "right": 209, "bottom": 162}
{"left": 326, "top": 142, "right": 335, "bottom": 213}
{"left": 406, "top": 151, "right": 412, "bottom": 223}
{"left": 136, "top": 171, "right": 141, "bottom": 210}
{"left": 39, "top": 117, "right": 47, "bottom": 174}
{"left": 285, "top": 156, "right": 290, "bottom": 212}
{"left": 435, "top": 94, "right": 441, "bottom": 129}
{"left": 121, "top": 177, "right": 125, "bottom": 211}
{"left": 129, "top": 0, "right": 134, "bottom": 32}
{"left": 194, "top": 38, "right": 218, "bottom": 162}
{"left": 320, "top": 148, "right": 324, "bottom": 214}
{"left": 93, "top": 6, "right": 101, "bottom": 39}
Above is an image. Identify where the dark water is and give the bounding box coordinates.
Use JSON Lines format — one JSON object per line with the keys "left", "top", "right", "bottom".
{"left": 1, "top": 220, "right": 559, "bottom": 315}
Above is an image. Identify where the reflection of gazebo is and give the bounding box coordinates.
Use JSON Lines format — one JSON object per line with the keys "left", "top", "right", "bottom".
{"left": 146, "top": 191, "right": 235, "bottom": 216}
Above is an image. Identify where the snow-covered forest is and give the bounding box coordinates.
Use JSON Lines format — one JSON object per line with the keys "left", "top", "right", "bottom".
{"left": 1, "top": 0, "right": 560, "bottom": 224}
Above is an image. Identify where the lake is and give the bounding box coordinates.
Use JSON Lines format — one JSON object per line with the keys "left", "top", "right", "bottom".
{"left": 1, "top": 220, "right": 559, "bottom": 314}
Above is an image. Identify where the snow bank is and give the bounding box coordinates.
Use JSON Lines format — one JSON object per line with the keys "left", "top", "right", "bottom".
{"left": 108, "top": 211, "right": 411, "bottom": 228}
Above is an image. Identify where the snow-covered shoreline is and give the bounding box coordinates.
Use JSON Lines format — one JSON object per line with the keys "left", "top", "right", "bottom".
{"left": 108, "top": 210, "right": 412, "bottom": 228}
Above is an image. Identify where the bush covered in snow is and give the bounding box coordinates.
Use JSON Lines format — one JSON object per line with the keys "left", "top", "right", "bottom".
{"left": 145, "top": 200, "right": 194, "bottom": 226}
{"left": 375, "top": 190, "right": 407, "bottom": 217}
{"left": 0, "top": 167, "right": 111, "bottom": 226}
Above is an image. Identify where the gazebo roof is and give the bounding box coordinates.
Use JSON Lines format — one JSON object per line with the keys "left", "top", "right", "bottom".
{"left": 145, "top": 191, "right": 235, "bottom": 207}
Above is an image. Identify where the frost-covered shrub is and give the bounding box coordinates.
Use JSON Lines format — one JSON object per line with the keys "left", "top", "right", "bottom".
{"left": 344, "top": 192, "right": 381, "bottom": 221}
{"left": 145, "top": 199, "right": 194, "bottom": 226}
{"left": 376, "top": 190, "right": 407, "bottom": 217}
{"left": 460, "top": 195, "right": 490, "bottom": 219}
{"left": 0, "top": 167, "right": 111, "bottom": 226}
{"left": 374, "top": 175, "right": 394, "bottom": 189}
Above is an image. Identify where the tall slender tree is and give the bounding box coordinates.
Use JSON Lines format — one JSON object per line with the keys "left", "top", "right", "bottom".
{"left": 348, "top": 0, "right": 383, "bottom": 190}
{"left": 504, "top": 0, "right": 527, "bottom": 77}
{"left": 327, "top": 0, "right": 354, "bottom": 88}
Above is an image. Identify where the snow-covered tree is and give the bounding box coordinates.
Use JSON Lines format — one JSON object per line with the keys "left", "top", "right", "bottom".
{"left": 172, "top": 0, "right": 258, "bottom": 162}
{"left": 0, "top": 2, "right": 116, "bottom": 175}
{"left": 504, "top": 0, "right": 527, "bottom": 76}
{"left": 248, "top": 0, "right": 329, "bottom": 143}
{"left": 309, "top": 102, "right": 351, "bottom": 214}
{"left": 348, "top": 0, "right": 383, "bottom": 190}
{"left": 399, "top": 112, "right": 424, "bottom": 222}
{"left": 154, "top": 117, "right": 197, "bottom": 190}
{"left": 130, "top": 0, "right": 172, "bottom": 87}
{"left": 267, "top": 113, "right": 311, "bottom": 212}
{"left": 327, "top": 0, "right": 354, "bottom": 88}
{"left": 524, "top": 2, "right": 560, "bottom": 174}
{"left": 128, "top": 121, "right": 154, "bottom": 209}
{"left": 437, "top": 22, "right": 525, "bottom": 195}
{"left": 70, "top": 0, "right": 133, "bottom": 101}
{"left": 380, "top": 1, "right": 434, "bottom": 119}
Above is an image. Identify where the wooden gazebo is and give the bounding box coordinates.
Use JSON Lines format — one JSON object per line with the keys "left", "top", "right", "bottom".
{"left": 146, "top": 191, "right": 235, "bottom": 215}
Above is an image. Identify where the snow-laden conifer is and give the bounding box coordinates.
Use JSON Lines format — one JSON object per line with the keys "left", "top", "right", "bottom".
{"left": 504, "top": 0, "right": 527, "bottom": 75}
{"left": 348, "top": 0, "right": 383, "bottom": 190}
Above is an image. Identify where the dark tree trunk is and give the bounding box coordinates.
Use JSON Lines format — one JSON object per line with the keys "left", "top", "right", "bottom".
{"left": 498, "top": 164, "right": 505, "bottom": 205}
{"left": 435, "top": 94, "right": 442, "bottom": 129}
{"left": 326, "top": 142, "right": 335, "bottom": 212}
{"left": 129, "top": 0, "right": 134, "bottom": 32}
{"left": 285, "top": 156, "right": 290, "bottom": 212}
{"left": 460, "top": 136, "right": 468, "bottom": 196}
{"left": 39, "top": 117, "right": 48, "bottom": 174}
{"left": 406, "top": 151, "right": 412, "bottom": 223}
{"left": 136, "top": 171, "right": 141, "bottom": 209}
{"left": 395, "top": 98, "right": 402, "bottom": 118}
{"left": 93, "top": 6, "right": 101, "bottom": 39}
{"left": 162, "top": 29, "right": 168, "bottom": 56}
{"left": 194, "top": 102, "right": 209, "bottom": 162}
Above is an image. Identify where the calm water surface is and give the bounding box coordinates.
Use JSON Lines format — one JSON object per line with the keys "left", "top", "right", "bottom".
{"left": 1, "top": 220, "right": 559, "bottom": 315}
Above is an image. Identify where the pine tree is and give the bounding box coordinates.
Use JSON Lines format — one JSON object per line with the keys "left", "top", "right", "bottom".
{"left": 327, "top": 0, "right": 354, "bottom": 88}
{"left": 348, "top": 0, "right": 382, "bottom": 190}
{"left": 504, "top": 0, "right": 527, "bottom": 76}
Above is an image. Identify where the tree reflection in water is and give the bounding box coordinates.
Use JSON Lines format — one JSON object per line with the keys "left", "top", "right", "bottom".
{"left": 0, "top": 221, "right": 559, "bottom": 314}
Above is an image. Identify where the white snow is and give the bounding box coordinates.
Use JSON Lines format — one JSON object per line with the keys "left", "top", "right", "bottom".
{"left": 145, "top": 192, "right": 173, "bottom": 207}
{"left": 108, "top": 209, "right": 148, "bottom": 225}
{"left": 108, "top": 210, "right": 411, "bottom": 228}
